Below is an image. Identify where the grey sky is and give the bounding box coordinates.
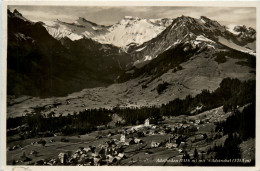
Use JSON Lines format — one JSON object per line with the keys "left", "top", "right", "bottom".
{"left": 8, "top": 6, "right": 256, "bottom": 28}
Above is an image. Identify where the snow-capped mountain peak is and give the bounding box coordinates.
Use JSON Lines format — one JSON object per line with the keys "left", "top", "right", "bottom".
{"left": 44, "top": 16, "right": 172, "bottom": 47}
{"left": 227, "top": 24, "right": 256, "bottom": 39}
{"left": 42, "top": 13, "right": 256, "bottom": 57}
{"left": 126, "top": 15, "right": 256, "bottom": 66}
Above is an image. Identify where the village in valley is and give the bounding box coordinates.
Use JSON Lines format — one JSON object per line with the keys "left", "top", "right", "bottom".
{"left": 7, "top": 104, "right": 254, "bottom": 166}
{"left": 5, "top": 6, "right": 256, "bottom": 167}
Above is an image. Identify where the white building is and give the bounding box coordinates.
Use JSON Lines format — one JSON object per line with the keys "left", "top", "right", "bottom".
{"left": 120, "top": 134, "right": 125, "bottom": 143}
{"left": 151, "top": 141, "right": 160, "bottom": 148}
{"left": 144, "top": 119, "right": 150, "bottom": 127}
{"left": 58, "top": 153, "right": 67, "bottom": 164}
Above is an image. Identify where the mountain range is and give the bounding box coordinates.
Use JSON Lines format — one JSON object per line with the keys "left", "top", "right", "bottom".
{"left": 7, "top": 9, "right": 256, "bottom": 100}
{"left": 44, "top": 16, "right": 173, "bottom": 48}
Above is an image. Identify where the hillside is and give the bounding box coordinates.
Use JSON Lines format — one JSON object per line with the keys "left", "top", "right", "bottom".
{"left": 7, "top": 9, "right": 131, "bottom": 97}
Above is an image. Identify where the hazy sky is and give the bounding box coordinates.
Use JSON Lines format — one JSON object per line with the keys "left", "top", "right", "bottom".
{"left": 8, "top": 6, "right": 256, "bottom": 28}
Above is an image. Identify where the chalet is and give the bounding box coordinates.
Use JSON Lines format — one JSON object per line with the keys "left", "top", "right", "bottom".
{"left": 134, "top": 138, "right": 143, "bottom": 144}
{"left": 72, "top": 153, "right": 80, "bottom": 159}
{"left": 49, "top": 139, "right": 55, "bottom": 143}
{"left": 162, "top": 116, "right": 167, "bottom": 120}
{"left": 159, "top": 130, "right": 166, "bottom": 135}
{"left": 118, "top": 153, "right": 126, "bottom": 159}
{"left": 130, "top": 125, "right": 144, "bottom": 132}
{"left": 54, "top": 132, "right": 62, "bottom": 136}
{"left": 75, "top": 149, "right": 83, "bottom": 155}
{"left": 123, "top": 142, "right": 130, "bottom": 146}
{"left": 171, "top": 127, "right": 176, "bottom": 132}
{"left": 152, "top": 125, "right": 157, "bottom": 129}
{"left": 115, "top": 156, "right": 121, "bottom": 161}
{"left": 47, "top": 159, "right": 57, "bottom": 165}
{"left": 151, "top": 141, "right": 161, "bottom": 148}
{"left": 91, "top": 152, "right": 99, "bottom": 158}
{"left": 166, "top": 143, "right": 178, "bottom": 149}
{"left": 120, "top": 134, "right": 126, "bottom": 143}
{"left": 83, "top": 147, "right": 91, "bottom": 153}
{"left": 58, "top": 153, "right": 67, "bottom": 164}
{"left": 107, "top": 155, "right": 117, "bottom": 164}
{"left": 93, "top": 158, "right": 101, "bottom": 166}
{"left": 148, "top": 130, "right": 155, "bottom": 135}
{"left": 79, "top": 154, "right": 88, "bottom": 161}
{"left": 195, "top": 119, "right": 201, "bottom": 124}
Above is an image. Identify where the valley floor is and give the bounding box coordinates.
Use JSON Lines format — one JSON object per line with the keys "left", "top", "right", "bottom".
{"left": 7, "top": 53, "right": 255, "bottom": 119}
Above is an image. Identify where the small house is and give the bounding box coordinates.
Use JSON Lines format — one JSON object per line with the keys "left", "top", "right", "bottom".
{"left": 120, "top": 134, "right": 126, "bottom": 143}
{"left": 58, "top": 153, "right": 68, "bottom": 164}
{"left": 134, "top": 138, "right": 143, "bottom": 144}
{"left": 118, "top": 153, "right": 126, "bottom": 159}
{"left": 195, "top": 119, "right": 201, "bottom": 124}
{"left": 166, "top": 143, "right": 178, "bottom": 149}
{"left": 151, "top": 141, "right": 161, "bottom": 148}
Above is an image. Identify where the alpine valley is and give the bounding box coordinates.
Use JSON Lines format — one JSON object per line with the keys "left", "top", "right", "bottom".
{"left": 7, "top": 9, "right": 256, "bottom": 166}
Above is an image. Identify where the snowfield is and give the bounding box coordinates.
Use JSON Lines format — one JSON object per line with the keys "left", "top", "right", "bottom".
{"left": 218, "top": 36, "right": 256, "bottom": 56}
{"left": 44, "top": 16, "right": 172, "bottom": 47}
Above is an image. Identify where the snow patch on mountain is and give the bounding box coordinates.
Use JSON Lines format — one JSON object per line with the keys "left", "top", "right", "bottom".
{"left": 227, "top": 24, "right": 242, "bottom": 35}
{"left": 218, "top": 36, "right": 256, "bottom": 56}
{"left": 98, "top": 17, "right": 172, "bottom": 47}
{"left": 144, "top": 55, "right": 152, "bottom": 61}
{"left": 196, "top": 35, "right": 215, "bottom": 43}
{"left": 43, "top": 18, "right": 108, "bottom": 41}
{"left": 200, "top": 17, "right": 206, "bottom": 24}
{"left": 136, "top": 46, "right": 147, "bottom": 52}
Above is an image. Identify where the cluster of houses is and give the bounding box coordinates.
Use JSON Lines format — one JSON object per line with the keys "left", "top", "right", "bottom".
{"left": 44, "top": 119, "right": 152, "bottom": 165}
{"left": 56, "top": 140, "right": 127, "bottom": 166}
{"left": 13, "top": 116, "right": 216, "bottom": 165}
{"left": 31, "top": 139, "right": 128, "bottom": 166}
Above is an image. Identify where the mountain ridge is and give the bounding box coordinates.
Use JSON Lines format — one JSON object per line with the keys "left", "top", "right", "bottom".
{"left": 7, "top": 9, "right": 132, "bottom": 97}
{"left": 43, "top": 15, "right": 173, "bottom": 47}
{"left": 126, "top": 15, "right": 256, "bottom": 67}
{"left": 7, "top": 9, "right": 256, "bottom": 99}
